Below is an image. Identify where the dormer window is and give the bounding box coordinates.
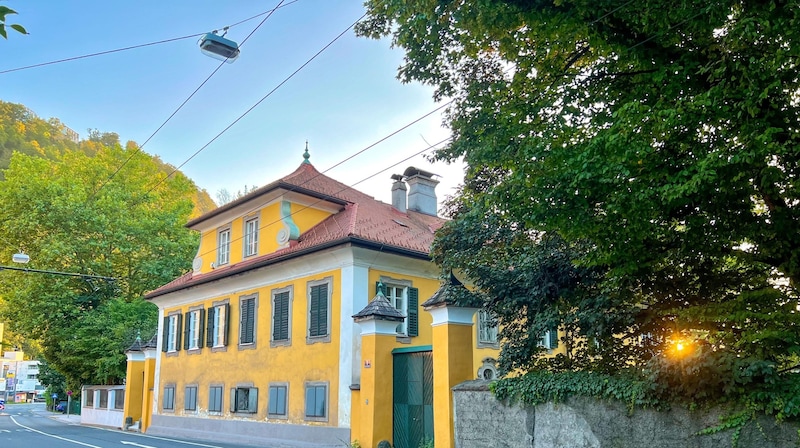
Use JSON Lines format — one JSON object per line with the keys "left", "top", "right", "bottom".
{"left": 217, "top": 227, "right": 231, "bottom": 266}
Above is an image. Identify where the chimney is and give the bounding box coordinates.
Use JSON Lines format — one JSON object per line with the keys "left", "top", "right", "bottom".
{"left": 403, "top": 166, "right": 439, "bottom": 216}
{"left": 391, "top": 174, "right": 407, "bottom": 213}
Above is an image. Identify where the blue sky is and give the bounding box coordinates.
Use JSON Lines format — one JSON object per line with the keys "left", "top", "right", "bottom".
{"left": 1, "top": 1, "right": 461, "bottom": 208}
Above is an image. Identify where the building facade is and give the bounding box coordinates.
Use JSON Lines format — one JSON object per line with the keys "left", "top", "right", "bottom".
{"left": 124, "top": 154, "right": 501, "bottom": 447}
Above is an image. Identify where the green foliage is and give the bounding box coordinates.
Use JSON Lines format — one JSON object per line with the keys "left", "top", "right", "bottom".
{"left": 0, "top": 5, "right": 27, "bottom": 39}
{"left": 361, "top": 0, "right": 800, "bottom": 418}
{"left": 493, "top": 370, "right": 664, "bottom": 414}
{"left": 0, "top": 105, "right": 201, "bottom": 389}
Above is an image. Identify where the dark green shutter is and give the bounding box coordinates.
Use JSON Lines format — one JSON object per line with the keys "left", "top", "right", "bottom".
{"left": 241, "top": 298, "right": 255, "bottom": 344}
{"left": 206, "top": 306, "right": 215, "bottom": 347}
{"left": 162, "top": 316, "right": 169, "bottom": 352}
{"left": 319, "top": 283, "right": 328, "bottom": 335}
{"left": 197, "top": 308, "right": 206, "bottom": 348}
{"left": 549, "top": 326, "right": 559, "bottom": 348}
{"left": 273, "top": 292, "right": 289, "bottom": 341}
{"left": 408, "top": 287, "right": 419, "bottom": 337}
{"left": 183, "top": 312, "right": 190, "bottom": 350}
{"left": 223, "top": 303, "right": 230, "bottom": 346}
{"left": 309, "top": 286, "right": 321, "bottom": 337}
{"left": 175, "top": 313, "right": 182, "bottom": 351}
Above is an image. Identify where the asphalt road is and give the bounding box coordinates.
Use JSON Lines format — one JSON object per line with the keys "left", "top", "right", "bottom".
{"left": 0, "top": 402, "right": 282, "bottom": 448}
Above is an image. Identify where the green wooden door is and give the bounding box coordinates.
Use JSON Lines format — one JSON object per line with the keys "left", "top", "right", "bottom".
{"left": 393, "top": 351, "right": 434, "bottom": 448}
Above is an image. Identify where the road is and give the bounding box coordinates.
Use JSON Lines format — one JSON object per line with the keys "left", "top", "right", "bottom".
{"left": 0, "top": 403, "right": 278, "bottom": 448}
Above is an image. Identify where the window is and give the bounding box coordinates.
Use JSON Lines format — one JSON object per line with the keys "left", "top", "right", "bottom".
{"left": 539, "top": 327, "right": 559, "bottom": 350}
{"left": 230, "top": 387, "right": 258, "bottom": 414}
{"left": 379, "top": 279, "right": 419, "bottom": 337}
{"left": 478, "top": 310, "right": 499, "bottom": 347}
{"left": 208, "top": 386, "right": 223, "bottom": 413}
{"left": 271, "top": 287, "right": 292, "bottom": 345}
{"left": 84, "top": 390, "right": 95, "bottom": 408}
{"left": 183, "top": 308, "right": 205, "bottom": 350}
{"left": 244, "top": 216, "right": 259, "bottom": 257}
{"left": 304, "top": 383, "right": 327, "bottom": 420}
{"left": 163, "top": 386, "right": 175, "bottom": 411}
{"left": 217, "top": 227, "right": 231, "bottom": 266}
{"left": 239, "top": 295, "right": 257, "bottom": 346}
{"left": 307, "top": 279, "right": 332, "bottom": 342}
{"left": 206, "top": 302, "right": 230, "bottom": 349}
{"left": 162, "top": 313, "right": 182, "bottom": 353}
{"left": 114, "top": 390, "right": 125, "bottom": 409}
{"left": 99, "top": 390, "right": 108, "bottom": 408}
{"left": 184, "top": 386, "right": 197, "bottom": 411}
{"left": 268, "top": 383, "right": 288, "bottom": 418}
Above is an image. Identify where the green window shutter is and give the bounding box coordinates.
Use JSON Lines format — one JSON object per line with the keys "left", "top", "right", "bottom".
{"left": 408, "top": 287, "right": 419, "bottom": 337}
{"left": 319, "top": 283, "right": 328, "bottom": 336}
{"left": 206, "top": 306, "right": 215, "bottom": 347}
{"left": 241, "top": 298, "right": 255, "bottom": 344}
{"left": 273, "top": 292, "right": 289, "bottom": 341}
{"left": 223, "top": 303, "right": 230, "bottom": 346}
{"left": 175, "top": 314, "right": 183, "bottom": 351}
{"left": 549, "top": 326, "right": 558, "bottom": 349}
{"left": 161, "top": 316, "right": 169, "bottom": 352}
{"left": 248, "top": 387, "right": 258, "bottom": 413}
{"left": 183, "top": 312, "right": 190, "bottom": 350}
{"left": 197, "top": 308, "right": 206, "bottom": 349}
{"left": 309, "top": 286, "right": 321, "bottom": 337}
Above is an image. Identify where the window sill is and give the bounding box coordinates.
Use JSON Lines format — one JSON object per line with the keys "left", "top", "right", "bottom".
{"left": 268, "top": 413, "right": 289, "bottom": 420}
{"left": 306, "top": 335, "right": 331, "bottom": 345}
{"left": 477, "top": 341, "right": 500, "bottom": 350}
{"left": 238, "top": 343, "right": 257, "bottom": 351}
{"left": 395, "top": 335, "right": 411, "bottom": 344}
{"left": 304, "top": 415, "right": 328, "bottom": 423}
{"left": 270, "top": 339, "right": 291, "bottom": 348}
{"left": 210, "top": 345, "right": 228, "bottom": 353}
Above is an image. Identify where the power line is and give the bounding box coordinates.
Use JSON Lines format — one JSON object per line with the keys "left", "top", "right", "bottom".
{"left": 143, "top": 11, "right": 368, "bottom": 196}
{"left": 0, "top": 1, "right": 300, "bottom": 76}
{"left": 91, "top": 0, "right": 288, "bottom": 199}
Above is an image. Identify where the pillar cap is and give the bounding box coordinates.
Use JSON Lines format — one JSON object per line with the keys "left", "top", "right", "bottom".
{"left": 422, "top": 272, "right": 482, "bottom": 310}
{"left": 353, "top": 284, "right": 405, "bottom": 323}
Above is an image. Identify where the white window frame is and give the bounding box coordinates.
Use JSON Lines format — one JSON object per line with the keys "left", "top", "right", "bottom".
{"left": 211, "top": 302, "right": 228, "bottom": 348}
{"left": 477, "top": 309, "right": 499, "bottom": 348}
{"left": 243, "top": 216, "right": 259, "bottom": 257}
{"left": 217, "top": 226, "right": 231, "bottom": 266}
{"left": 382, "top": 277, "right": 411, "bottom": 335}
{"left": 539, "top": 330, "right": 558, "bottom": 350}
{"left": 166, "top": 314, "right": 179, "bottom": 352}
{"left": 187, "top": 310, "right": 201, "bottom": 350}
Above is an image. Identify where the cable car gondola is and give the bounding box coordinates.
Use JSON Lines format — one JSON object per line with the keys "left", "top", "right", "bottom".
{"left": 198, "top": 31, "right": 240, "bottom": 63}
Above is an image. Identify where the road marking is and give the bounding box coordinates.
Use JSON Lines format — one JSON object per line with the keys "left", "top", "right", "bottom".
{"left": 9, "top": 416, "right": 102, "bottom": 448}
{"left": 121, "top": 442, "right": 156, "bottom": 448}
{"left": 93, "top": 426, "right": 223, "bottom": 447}
{"left": 0, "top": 429, "right": 10, "bottom": 433}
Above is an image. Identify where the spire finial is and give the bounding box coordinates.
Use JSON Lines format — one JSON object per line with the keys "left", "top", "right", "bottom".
{"left": 302, "top": 141, "right": 311, "bottom": 164}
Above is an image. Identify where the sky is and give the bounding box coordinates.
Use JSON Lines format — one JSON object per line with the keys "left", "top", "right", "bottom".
{"left": 1, "top": 0, "right": 462, "bottom": 209}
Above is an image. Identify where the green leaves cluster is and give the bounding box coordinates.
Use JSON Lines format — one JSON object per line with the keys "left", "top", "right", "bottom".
{"left": 0, "top": 5, "right": 26, "bottom": 39}
{"left": 361, "top": 0, "right": 800, "bottom": 418}
{"left": 0, "top": 102, "right": 201, "bottom": 390}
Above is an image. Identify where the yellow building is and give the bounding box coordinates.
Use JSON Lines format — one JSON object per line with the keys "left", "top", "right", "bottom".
{"left": 124, "top": 150, "right": 502, "bottom": 447}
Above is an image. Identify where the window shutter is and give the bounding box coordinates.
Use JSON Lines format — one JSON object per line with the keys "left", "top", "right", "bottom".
{"left": 548, "top": 326, "right": 559, "bottom": 349}
{"left": 206, "top": 307, "right": 215, "bottom": 347}
{"left": 245, "top": 298, "right": 255, "bottom": 343}
{"left": 274, "top": 292, "right": 289, "bottom": 341}
{"left": 183, "top": 312, "right": 191, "bottom": 350}
{"left": 161, "top": 316, "right": 169, "bottom": 352}
{"left": 319, "top": 283, "right": 328, "bottom": 336}
{"left": 230, "top": 388, "right": 237, "bottom": 412}
{"left": 309, "top": 286, "right": 321, "bottom": 337}
{"left": 197, "top": 308, "right": 206, "bottom": 349}
{"left": 408, "top": 287, "right": 419, "bottom": 337}
{"left": 223, "top": 303, "right": 230, "bottom": 346}
{"left": 175, "top": 314, "right": 183, "bottom": 351}
{"left": 248, "top": 388, "right": 258, "bottom": 413}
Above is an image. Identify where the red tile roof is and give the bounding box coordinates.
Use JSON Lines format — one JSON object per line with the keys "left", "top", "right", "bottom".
{"left": 146, "top": 163, "right": 446, "bottom": 300}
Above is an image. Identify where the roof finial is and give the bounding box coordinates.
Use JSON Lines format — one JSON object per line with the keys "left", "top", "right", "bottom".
{"left": 302, "top": 141, "right": 311, "bottom": 164}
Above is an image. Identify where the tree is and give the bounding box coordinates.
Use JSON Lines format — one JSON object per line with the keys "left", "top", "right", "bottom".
{"left": 0, "top": 5, "right": 26, "bottom": 39}
{"left": 360, "top": 0, "right": 800, "bottom": 411}
{"left": 0, "top": 144, "right": 198, "bottom": 390}
{"left": 216, "top": 184, "right": 259, "bottom": 206}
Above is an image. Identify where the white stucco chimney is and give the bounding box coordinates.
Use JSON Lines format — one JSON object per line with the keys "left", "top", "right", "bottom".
{"left": 403, "top": 166, "right": 439, "bottom": 216}
{"left": 391, "top": 174, "right": 407, "bottom": 213}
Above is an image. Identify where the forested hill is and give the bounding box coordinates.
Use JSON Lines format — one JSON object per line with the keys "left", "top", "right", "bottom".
{"left": 0, "top": 100, "right": 216, "bottom": 217}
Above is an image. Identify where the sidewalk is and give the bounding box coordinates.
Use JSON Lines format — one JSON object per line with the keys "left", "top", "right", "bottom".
{"left": 36, "top": 408, "right": 81, "bottom": 424}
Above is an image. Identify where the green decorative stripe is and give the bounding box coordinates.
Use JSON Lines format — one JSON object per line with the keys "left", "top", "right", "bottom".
{"left": 391, "top": 345, "right": 432, "bottom": 354}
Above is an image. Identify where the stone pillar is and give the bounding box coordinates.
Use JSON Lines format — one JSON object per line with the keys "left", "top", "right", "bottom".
{"left": 352, "top": 285, "right": 405, "bottom": 447}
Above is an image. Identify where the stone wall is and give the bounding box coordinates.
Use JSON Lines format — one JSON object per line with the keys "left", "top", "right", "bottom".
{"left": 452, "top": 380, "right": 800, "bottom": 448}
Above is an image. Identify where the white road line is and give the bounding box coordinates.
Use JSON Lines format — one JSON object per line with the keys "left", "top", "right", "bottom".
{"left": 93, "top": 427, "right": 223, "bottom": 448}
{"left": 10, "top": 416, "right": 102, "bottom": 448}
{"left": 121, "top": 441, "right": 156, "bottom": 448}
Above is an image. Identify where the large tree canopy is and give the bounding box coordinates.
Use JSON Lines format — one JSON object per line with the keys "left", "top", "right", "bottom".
{"left": 359, "top": 0, "right": 800, "bottom": 411}
{"left": 0, "top": 120, "right": 199, "bottom": 389}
